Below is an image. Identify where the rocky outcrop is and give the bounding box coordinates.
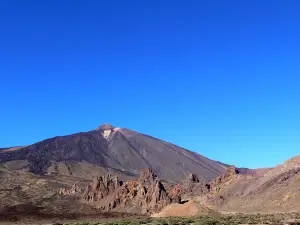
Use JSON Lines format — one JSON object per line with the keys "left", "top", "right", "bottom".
{"left": 61, "top": 165, "right": 283, "bottom": 215}
{"left": 207, "top": 166, "right": 239, "bottom": 193}
{"left": 187, "top": 173, "right": 200, "bottom": 183}
{"left": 138, "top": 168, "right": 157, "bottom": 183}
{"left": 172, "top": 166, "right": 240, "bottom": 200}
{"left": 83, "top": 174, "right": 121, "bottom": 202}
{"left": 171, "top": 173, "right": 207, "bottom": 199}
{"left": 146, "top": 180, "right": 172, "bottom": 213}
{"left": 80, "top": 168, "right": 180, "bottom": 214}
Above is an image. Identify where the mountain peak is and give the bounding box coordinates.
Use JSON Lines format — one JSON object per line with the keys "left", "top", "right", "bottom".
{"left": 96, "top": 123, "right": 115, "bottom": 131}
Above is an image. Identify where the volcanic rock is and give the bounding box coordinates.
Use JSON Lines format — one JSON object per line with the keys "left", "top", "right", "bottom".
{"left": 138, "top": 168, "right": 157, "bottom": 184}
{"left": 79, "top": 168, "right": 180, "bottom": 214}
{"left": 208, "top": 166, "right": 239, "bottom": 193}
{"left": 83, "top": 174, "right": 121, "bottom": 202}
{"left": 187, "top": 173, "right": 200, "bottom": 183}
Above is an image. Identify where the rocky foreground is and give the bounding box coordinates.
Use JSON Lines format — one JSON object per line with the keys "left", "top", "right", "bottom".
{"left": 1, "top": 155, "right": 300, "bottom": 223}
{"left": 57, "top": 156, "right": 300, "bottom": 217}
{"left": 59, "top": 168, "right": 182, "bottom": 214}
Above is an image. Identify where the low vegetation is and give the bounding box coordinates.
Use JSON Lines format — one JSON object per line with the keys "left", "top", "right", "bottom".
{"left": 49, "top": 213, "right": 300, "bottom": 225}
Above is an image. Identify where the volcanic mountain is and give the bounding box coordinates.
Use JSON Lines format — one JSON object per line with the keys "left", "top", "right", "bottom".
{"left": 1, "top": 125, "right": 300, "bottom": 221}
{"left": 0, "top": 124, "right": 227, "bottom": 182}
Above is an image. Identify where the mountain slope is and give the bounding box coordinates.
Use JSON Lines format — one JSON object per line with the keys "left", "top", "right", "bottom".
{"left": 179, "top": 156, "right": 300, "bottom": 213}
{"left": 151, "top": 156, "right": 300, "bottom": 217}
{"left": 0, "top": 124, "right": 227, "bottom": 182}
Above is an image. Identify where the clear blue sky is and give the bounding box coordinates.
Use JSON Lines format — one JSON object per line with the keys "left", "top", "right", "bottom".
{"left": 0, "top": 0, "right": 299, "bottom": 168}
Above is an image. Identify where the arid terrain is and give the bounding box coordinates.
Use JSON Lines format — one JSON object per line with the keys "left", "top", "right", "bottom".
{"left": 1, "top": 124, "right": 300, "bottom": 224}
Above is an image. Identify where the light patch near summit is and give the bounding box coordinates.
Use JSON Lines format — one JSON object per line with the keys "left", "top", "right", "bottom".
{"left": 102, "top": 128, "right": 121, "bottom": 139}
{"left": 103, "top": 129, "right": 111, "bottom": 139}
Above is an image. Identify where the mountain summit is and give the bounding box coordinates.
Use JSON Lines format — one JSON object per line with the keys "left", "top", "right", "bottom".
{"left": 96, "top": 123, "right": 116, "bottom": 131}
{"left": 0, "top": 124, "right": 227, "bottom": 182}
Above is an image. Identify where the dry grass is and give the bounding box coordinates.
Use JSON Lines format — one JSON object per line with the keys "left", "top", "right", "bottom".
{"left": 1, "top": 213, "right": 299, "bottom": 225}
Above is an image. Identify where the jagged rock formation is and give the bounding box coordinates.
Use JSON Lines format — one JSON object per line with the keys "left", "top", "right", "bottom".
{"left": 0, "top": 124, "right": 227, "bottom": 182}
{"left": 83, "top": 174, "right": 121, "bottom": 202}
{"left": 95, "top": 168, "right": 178, "bottom": 214}
{"left": 138, "top": 168, "right": 158, "bottom": 183}
{"left": 173, "top": 173, "right": 208, "bottom": 199}
{"left": 62, "top": 168, "right": 180, "bottom": 214}
{"left": 207, "top": 166, "right": 239, "bottom": 193}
